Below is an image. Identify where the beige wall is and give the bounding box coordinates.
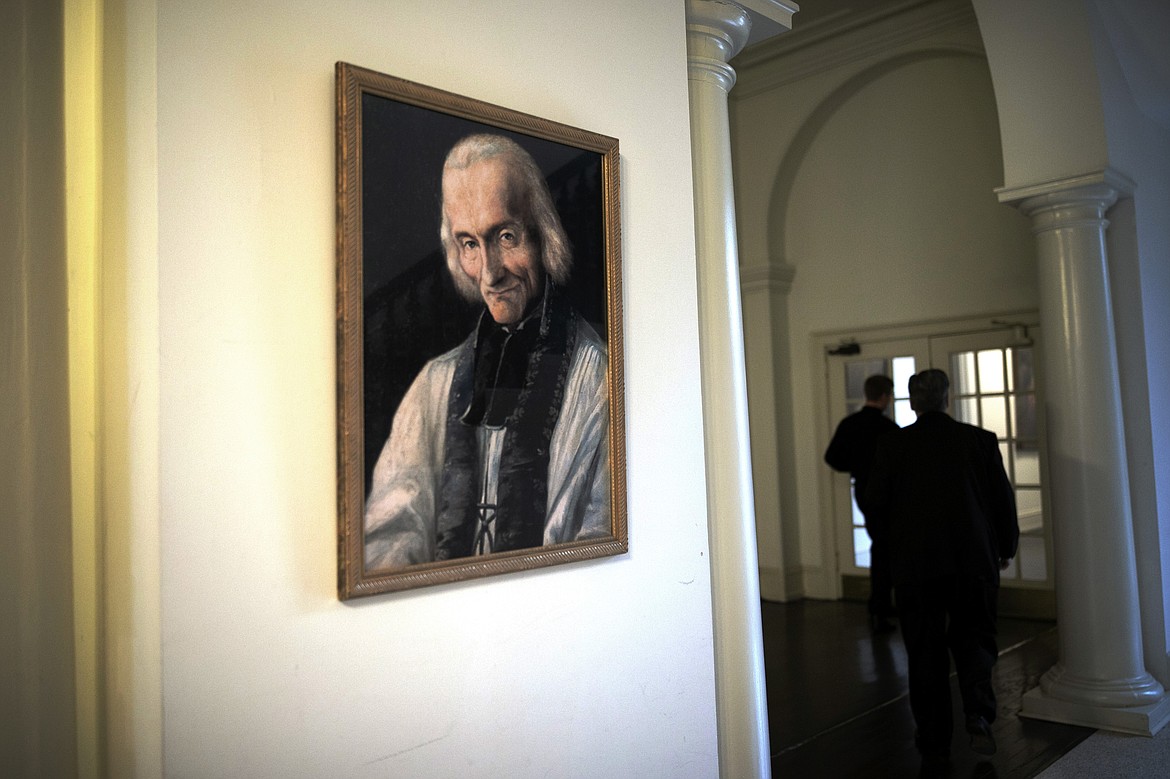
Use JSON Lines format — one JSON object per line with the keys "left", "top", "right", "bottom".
{"left": 142, "top": 1, "right": 720, "bottom": 776}
{"left": 1, "top": 1, "right": 79, "bottom": 776}
{"left": 730, "top": 2, "right": 1037, "bottom": 598}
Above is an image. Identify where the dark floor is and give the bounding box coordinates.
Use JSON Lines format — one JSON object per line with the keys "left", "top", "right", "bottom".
{"left": 761, "top": 599, "right": 1095, "bottom": 778}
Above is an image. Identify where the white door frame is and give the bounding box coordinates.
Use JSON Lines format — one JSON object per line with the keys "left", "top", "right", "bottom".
{"left": 811, "top": 311, "right": 1043, "bottom": 600}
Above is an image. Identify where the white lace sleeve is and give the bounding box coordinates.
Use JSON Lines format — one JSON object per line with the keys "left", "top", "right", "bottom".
{"left": 544, "top": 321, "right": 611, "bottom": 544}
{"left": 363, "top": 354, "right": 456, "bottom": 569}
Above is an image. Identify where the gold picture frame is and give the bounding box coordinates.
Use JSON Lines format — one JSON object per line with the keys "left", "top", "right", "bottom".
{"left": 336, "top": 62, "right": 627, "bottom": 599}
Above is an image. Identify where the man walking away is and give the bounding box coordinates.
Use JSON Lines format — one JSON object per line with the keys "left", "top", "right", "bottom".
{"left": 825, "top": 374, "right": 899, "bottom": 633}
{"left": 865, "top": 369, "right": 1019, "bottom": 770}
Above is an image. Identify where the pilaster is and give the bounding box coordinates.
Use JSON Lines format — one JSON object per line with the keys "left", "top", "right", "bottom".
{"left": 740, "top": 262, "right": 797, "bottom": 603}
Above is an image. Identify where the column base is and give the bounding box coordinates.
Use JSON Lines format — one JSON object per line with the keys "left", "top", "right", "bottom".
{"left": 1020, "top": 680, "right": 1170, "bottom": 736}
{"left": 1040, "top": 663, "right": 1166, "bottom": 707}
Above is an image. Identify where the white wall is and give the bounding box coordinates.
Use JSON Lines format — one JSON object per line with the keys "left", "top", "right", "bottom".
{"left": 148, "top": 1, "right": 718, "bottom": 776}
{"left": 730, "top": 3, "right": 1037, "bottom": 598}
{"left": 973, "top": 1, "right": 1110, "bottom": 190}
{"left": 1084, "top": 0, "right": 1170, "bottom": 683}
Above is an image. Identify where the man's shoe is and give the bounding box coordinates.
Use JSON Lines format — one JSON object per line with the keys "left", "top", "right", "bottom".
{"left": 965, "top": 714, "right": 996, "bottom": 756}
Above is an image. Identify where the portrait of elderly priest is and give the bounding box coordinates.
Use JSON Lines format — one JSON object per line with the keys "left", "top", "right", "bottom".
{"left": 364, "top": 133, "right": 611, "bottom": 570}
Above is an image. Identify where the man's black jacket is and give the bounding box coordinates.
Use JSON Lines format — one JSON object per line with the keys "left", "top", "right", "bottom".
{"left": 864, "top": 411, "right": 1019, "bottom": 585}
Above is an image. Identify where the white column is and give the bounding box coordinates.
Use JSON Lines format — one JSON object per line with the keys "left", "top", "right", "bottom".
{"left": 1000, "top": 170, "right": 1170, "bottom": 735}
{"left": 686, "top": 2, "right": 772, "bottom": 776}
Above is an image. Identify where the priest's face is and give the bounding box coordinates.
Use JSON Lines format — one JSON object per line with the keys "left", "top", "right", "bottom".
{"left": 442, "top": 156, "right": 545, "bottom": 325}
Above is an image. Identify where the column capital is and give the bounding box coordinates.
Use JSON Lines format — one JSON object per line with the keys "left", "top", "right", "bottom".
{"left": 996, "top": 167, "right": 1134, "bottom": 221}
{"left": 997, "top": 168, "right": 1136, "bottom": 236}
{"left": 686, "top": 0, "right": 753, "bottom": 92}
{"left": 740, "top": 261, "right": 796, "bottom": 295}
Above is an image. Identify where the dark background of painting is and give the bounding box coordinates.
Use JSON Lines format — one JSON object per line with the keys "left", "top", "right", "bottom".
{"left": 361, "top": 91, "right": 607, "bottom": 492}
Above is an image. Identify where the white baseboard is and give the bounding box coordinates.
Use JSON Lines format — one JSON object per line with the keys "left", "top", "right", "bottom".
{"left": 759, "top": 565, "right": 821, "bottom": 602}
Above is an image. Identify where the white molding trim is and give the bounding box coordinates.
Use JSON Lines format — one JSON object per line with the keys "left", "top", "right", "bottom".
{"left": 733, "top": 0, "right": 980, "bottom": 98}
{"left": 811, "top": 309, "right": 1040, "bottom": 346}
{"left": 996, "top": 167, "right": 1137, "bottom": 205}
{"left": 759, "top": 564, "right": 809, "bottom": 602}
{"left": 740, "top": 0, "right": 800, "bottom": 25}
{"left": 740, "top": 262, "right": 796, "bottom": 295}
{"left": 799, "top": 563, "right": 839, "bottom": 600}
{"left": 758, "top": 565, "right": 786, "bottom": 600}
{"left": 740, "top": 0, "right": 800, "bottom": 48}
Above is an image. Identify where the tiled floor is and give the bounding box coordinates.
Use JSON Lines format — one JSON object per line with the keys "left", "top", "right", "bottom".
{"left": 761, "top": 599, "right": 1094, "bottom": 778}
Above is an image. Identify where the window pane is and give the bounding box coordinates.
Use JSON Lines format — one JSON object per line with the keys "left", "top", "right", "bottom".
{"left": 1011, "top": 394, "right": 1038, "bottom": 440}
{"left": 956, "top": 396, "right": 978, "bottom": 425}
{"left": 850, "top": 487, "right": 865, "bottom": 529}
{"left": 894, "top": 399, "right": 914, "bottom": 427}
{"left": 1000, "top": 556, "right": 1019, "bottom": 581}
{"left": 981, "top": 395, "right": 1008, "bottom": 438}
{"left": 852, "top": 486, "right": 871, "bottom": 568}
{"left": 1017, "top": 488, "right": 1043, "bottom": 533}
{"left": 1018, "top": 535, "right": 1047, "bottom": 582}
{"left": 1013, "top": 347, "right": 1036, "bottom": 393}
{"left": 1015, "top": 446, "right": 1041, "bottom": 485}
{"left": 846, "top": 359, "right": 886, "bottom": 405}
{"left": 952, "top": 351, "right": 978, "bottom": 395}
{"left": 1000, "top": 442, "right": 1010, "bottom": 473}
{"left": 892, "top": 356, "right": 916, "bottom": 399}
{"left": 854, "top": 527, "right": 871, "bottom": 568}
{"left": 978, "top": 349, "right": 1006, "bottom": 394}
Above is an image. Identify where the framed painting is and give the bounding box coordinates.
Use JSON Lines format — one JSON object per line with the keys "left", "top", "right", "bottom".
{"left": 335, "top": 62, "right": 627, "bottom": 599}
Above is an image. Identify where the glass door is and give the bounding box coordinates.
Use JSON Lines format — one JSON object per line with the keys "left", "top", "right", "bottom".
{"left": 821, "top": 320, "right": 1052, "bottom": 616}
{"left": 825, "top": 338, "right": 928, "bottom": 581}
{"left": 929, "top": 328, "right": 1053, "bottom": 596}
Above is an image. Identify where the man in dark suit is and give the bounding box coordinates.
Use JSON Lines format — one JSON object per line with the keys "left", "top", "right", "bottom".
{"left": 865, "top": 369, "right": 1018, "bottom": 765}
{"left": 825, "top": 374, "right": 899, "bottom": 633}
